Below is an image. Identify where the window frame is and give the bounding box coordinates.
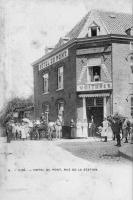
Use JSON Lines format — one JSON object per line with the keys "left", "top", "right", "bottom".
{"left": 43, "top": 73, "right": 49, "bottom": 94}
{"left": 57, "top": 66, "right": 64, "bottom": 90}
{"left": 58, "top": 102, "right": 64, "bottom": 115}
{"left": 87, "top": 66, "right": 101, "bottom": 83}
{"left": 91, "top": 27, "right": 97, "bottom": 37}
{"left": 88, "top": 24, "right": 100, "bottom": 37}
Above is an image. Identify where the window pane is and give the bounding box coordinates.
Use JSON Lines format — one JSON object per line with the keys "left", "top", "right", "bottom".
{"left": 58, "top": 67, "right": 63, "bottom": 89}
{"left": 86, "top": 98, "right": 94, "bottom": 107}
{"left": 91, "top": 27, "right": 97, "bottom": 36}
{"left": 96, "top": 98, "right": 103, "bottom": 106}
{"left": 93, "top": 66, "right": 101, "bottom": 82}
{"left": 43, "top": 73, "right": 48, "bottom": 92}
{"left": 58, "top": 102, "right": 64, "bottom": 116}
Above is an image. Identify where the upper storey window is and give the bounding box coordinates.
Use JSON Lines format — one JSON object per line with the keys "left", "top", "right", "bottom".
{"left": 87, "top": 21, "right": 100, "bottom": 37}
{"left": 43, "top": 73, "right": 49, "bottom": 93}
{"left": 91, "top": 27, "right": 97, "bottom": 37}
{"left": 57, "top": 66, "right": 64, "bottom": 90}
{"left": 87, "top": 66, "right": 101, "bottom": 82}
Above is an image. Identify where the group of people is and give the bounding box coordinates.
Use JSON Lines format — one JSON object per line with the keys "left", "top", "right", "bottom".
{"left": 39, "top": 113, "right": 63, "bottom": 140}
{"left": 5, "top": 112, "right": 64, "bottom": 143}
{"left": 6, "top": 120, "right": 31, "bottom": 143}
{"left": 6, "top": 111, "right": 133, "bottom": 145}
{"left": 100, "top": 115, "right": 133, "bottom": 147}
{"left": 47, "top": 116, "right": 63, "bottom": 140}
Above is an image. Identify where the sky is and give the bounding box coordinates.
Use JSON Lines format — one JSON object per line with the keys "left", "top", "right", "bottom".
{"left": 0, "top": 0, "right": 132, "bottom": 108}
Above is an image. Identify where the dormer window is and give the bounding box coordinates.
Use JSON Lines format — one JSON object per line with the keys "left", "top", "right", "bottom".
{"left": 125, "top": 27, "right": 133, "bottom": 36}
{"left": 88, "top": 21, "right": 100, "bottom": 37}
{"left": 91, "top": 27, "right": 97, "bottom": 37}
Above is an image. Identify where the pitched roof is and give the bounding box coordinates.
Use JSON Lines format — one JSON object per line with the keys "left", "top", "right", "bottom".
{"left": 54, "top": 10, "right": 132, "bottom": 49}
{"left": 32, "top": 10, "right": 132, "bottom": 66}
{"left": 98, "top": 10, "right": 132, "bottom": 35}
{"left": 54, "top": 12, "right": 91, "bottom": 49}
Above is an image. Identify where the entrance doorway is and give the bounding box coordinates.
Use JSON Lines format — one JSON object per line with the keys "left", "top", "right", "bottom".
{"left": 86, "top": 97, "right": 104, "bottom": 137}
{"left": 87, "top": 107, "right": 103, "bottom": 127}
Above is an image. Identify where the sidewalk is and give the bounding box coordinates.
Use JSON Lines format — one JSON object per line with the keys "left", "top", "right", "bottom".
{"left": 118, "top": 142, "right": 133, "bottom": 161}
{"left": 57, "top": 137, "right": 133, "bottom": 162}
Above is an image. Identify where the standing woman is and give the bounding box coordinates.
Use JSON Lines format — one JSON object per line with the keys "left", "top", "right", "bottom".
{"left": 70, "top": 119, "right": 75, "bottom": 138}
{"left": 90, "top": 115, "right": 96, "bottom": 137}
{"left": 107, "top": 116, "right": 113, "bottom": 140}
{"left": 101, "top": 117, "right": 109, "bottom": 142}
{"left": 21, "top": 122, "right": 27, "bottom": 141}
{"left": 55, "top": 117, "right": 62, "bottom": 139}
{"left": 122, "top": 118, "right": 128, "bottom": 143}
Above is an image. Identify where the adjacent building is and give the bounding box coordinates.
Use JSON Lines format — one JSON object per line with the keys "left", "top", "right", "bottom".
{"left": 33, "top": 10, "right": 133, "bottom": 137}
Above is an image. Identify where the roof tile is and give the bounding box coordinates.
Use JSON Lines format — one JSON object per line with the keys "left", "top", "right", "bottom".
{"left": 54, "top": 10, "right": 132, "bottom": 49}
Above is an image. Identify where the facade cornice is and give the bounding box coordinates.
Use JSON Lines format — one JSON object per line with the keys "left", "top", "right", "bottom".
{"left": 32, "top": 34, "right": 133, "bottom": 67}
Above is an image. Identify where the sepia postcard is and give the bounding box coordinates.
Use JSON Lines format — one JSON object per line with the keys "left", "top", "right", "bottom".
{"left": 0, "top": 0, "right": 133, "bottom": 200}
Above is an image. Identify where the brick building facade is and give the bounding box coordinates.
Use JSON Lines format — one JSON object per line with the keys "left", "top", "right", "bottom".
{"left": 33, "top": 10, "right": 133, "bottom": 137}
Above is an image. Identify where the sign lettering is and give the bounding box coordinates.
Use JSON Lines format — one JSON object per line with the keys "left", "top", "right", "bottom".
{"left": 77, "top": 82, "right": 112, "bottom": 91}
{"left": 39, "top": 49, "right": 68, "bottom": 71}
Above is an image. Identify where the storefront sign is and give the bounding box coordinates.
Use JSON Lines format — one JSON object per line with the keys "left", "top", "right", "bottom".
{"left": 39, "top": 49, "right": 68, "bottom": 71}
{"left": 77, "top": 82, "right": 112, "bottom": 91}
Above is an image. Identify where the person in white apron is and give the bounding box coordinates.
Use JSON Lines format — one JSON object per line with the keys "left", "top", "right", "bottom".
{"left": 21, "top": 123, "right": 27, "bottom": 141}
{"left": 55, "top": 117, "right": 62, "bottom": 139}
{"left": 101, "top": 117, "right": 109, "bottom": 142}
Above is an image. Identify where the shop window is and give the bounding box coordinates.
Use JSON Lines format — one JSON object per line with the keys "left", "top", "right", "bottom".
{"left": 87, "top": 66, "right": 101, "bottom": 82}
{"left": 96, "top": 98, "right": 103, "bottom": 106}
{"left": 43, "top": 73, "right": 49, "bottom": 93}
{"left": 86, "top": 98, "right": 94, "bottom": 107}
{"left": 86, "top": 97, "right": 103, "bottom": 107}
{"left": 57, "top": 66, "right": 63, "bottom": 89}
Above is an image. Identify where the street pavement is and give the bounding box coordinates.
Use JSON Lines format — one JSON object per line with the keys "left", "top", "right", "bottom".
{"left": 0, "top": 137, "right": 132, "bottom": 200}
{"left": 58, "top": 138, "right": 133, "bottom": 163}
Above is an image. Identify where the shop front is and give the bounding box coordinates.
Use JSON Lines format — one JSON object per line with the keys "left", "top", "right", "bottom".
{"left": 76, "top": 81, "right": 112, "bottom": 137}
{"left": 78, "top": 93, "right": 110, "bottom": 137}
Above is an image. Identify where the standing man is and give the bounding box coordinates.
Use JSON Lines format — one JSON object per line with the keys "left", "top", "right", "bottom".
{"left": 110, "top": 117, "right": 116, "bottom": 140}
{"left": 122, "top": 118, "right": 129, "bottom": 143}
{"left": 114, "top": 118, "right": 121, "bottom": 147}
{"left": 6, "top": 120, "right": 13, "bottom": 143}
{"left": 130, "top": 114, "right": 133, "bottom": 144}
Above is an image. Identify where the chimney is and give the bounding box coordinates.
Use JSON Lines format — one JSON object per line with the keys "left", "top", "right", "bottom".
{"left": 45, "top": 46, "right": 54, "bottom": 54}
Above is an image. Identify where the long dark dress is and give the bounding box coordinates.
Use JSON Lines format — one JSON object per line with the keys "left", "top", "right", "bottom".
{"left": 70, "top": 121, "right": 75, "bottom": 138}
